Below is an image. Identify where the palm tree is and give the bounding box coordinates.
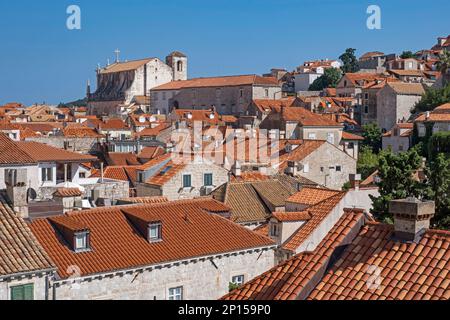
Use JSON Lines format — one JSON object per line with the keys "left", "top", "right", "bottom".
{"left": 436, "top": 50, "right": 450, "bottom": 86}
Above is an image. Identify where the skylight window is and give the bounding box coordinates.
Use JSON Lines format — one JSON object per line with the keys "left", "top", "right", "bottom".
{"left": 74, "top": 232, "right": 89, "bottom": 252}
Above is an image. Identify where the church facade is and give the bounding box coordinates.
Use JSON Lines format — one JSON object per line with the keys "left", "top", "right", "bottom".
{"left": 87, "top": 51, "right": 187, "bottom": 116}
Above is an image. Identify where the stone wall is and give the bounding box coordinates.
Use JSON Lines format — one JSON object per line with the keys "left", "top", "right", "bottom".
{"left": 0, "top": 274, "right": 49, "bottom": 300}
{"left": 25, "top": 136, "right": 102, "bottom": 154}
{"left": 297, "top": 142, "right": 357, "bottom": 190}
{"left": 51, "top": 249, "right": 275, "bottom": 300}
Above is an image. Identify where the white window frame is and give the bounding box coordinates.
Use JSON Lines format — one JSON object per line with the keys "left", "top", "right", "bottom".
{"left": 75, "top": 233, "right": 88, "bottom": 251}
{"left": 168, "top": 286, "right": 183, "bottom": 300}
{"left": 231, "top": 275, "right": 245, "bottom": 286}
{"left": 148, "top": 222, "right": 162, "bottom": 242}
{"left": 303, "top": 163, "right": 310, "bottom": 173}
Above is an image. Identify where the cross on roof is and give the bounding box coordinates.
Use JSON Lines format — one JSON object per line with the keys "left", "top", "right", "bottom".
{"left": 114, "top": 49, "right": 120, "bottom": 63}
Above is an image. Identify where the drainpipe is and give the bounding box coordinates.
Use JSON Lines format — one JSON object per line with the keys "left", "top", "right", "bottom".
{"left": 64, "top": 163, "right": 68, "bottom": 185}
{"left": 100, "top": 162, "right": 104, "bottom": 183}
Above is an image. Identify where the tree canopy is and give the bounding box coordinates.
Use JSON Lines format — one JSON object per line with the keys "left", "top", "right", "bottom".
{"left": 400, "top": 51, "right": 414, "bottom": 59}
{"left": 411, "top": 83, "right": 450, "bottom": 113}
{"left": 308, "top": 68, "right": 342, "bottom": 91}
{"left": 339, "top": 48, "right": 359, "bottom": 73}
{"left": 370, "top": 148, "right": 423, "bottom": 223}
{"left": 361, "top": 123, "right": 382, "bottom": 153}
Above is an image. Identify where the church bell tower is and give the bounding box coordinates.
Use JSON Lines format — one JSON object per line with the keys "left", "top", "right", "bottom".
{"left": 166, "top": 51, "right": 188, "bottom": 81}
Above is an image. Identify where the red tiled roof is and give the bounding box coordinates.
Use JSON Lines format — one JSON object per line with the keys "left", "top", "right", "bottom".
{"left": 63, "top": 127, "right": 103, "bottom": 138}
{"left": 222, "top": 210, "right": 365, "bottom": 300}
{"left": 91, "top": 166, "right": 138, "bottom": 185}
{"left": 282, "top": 192, "right": 347, "bottom": 252}
{"left": 277, "top": 140, "right": 327, "bottom": 172}
{"left": 272, "top": 211, "right": 312, "bottom": 222}
{"left": 286, "top": 187, "right": 341, "bottom": 206}
{"left": 252, "top": 98, "right": 297, "bottom": 113}
{"left": 153, "top": 75, "right": 280, "bottom": 90}
{"left": 106, "top": 152, "right": 141, "bottom": 166}
{"left": 280, "top": 107, "right": 342, "bottom": 127}
{"left": 16, "top": 141, "right": 97, "bottom": 163}
{"left": 29, "top": 199, "right": 274, "bottom": 279}
{"left": 99, "top": 118, "right": 129, "bottom": 130}
{"left": 0, "top": 193, "right": 55, "bottom": 278}
{"left": 135, "top": 123, "right": 171, "bottom": 137}
{"left": 53, "top": 188, "right": 83, "bottom": 198}
{"left": 146, "top": 160, "right": 187, "bottom": 186}
{"left": 118, "top": 196, "right": 169, "bottom": 204}
{"left": 308, "top": 225, "right": 450, "bottom": 300}
{"left": 137, "top": 146, "right": 165, "bottom": 160}
{"left": 342, "top": 131, "right": 364, "bottom": 140}
{"left": 415, "top": 103, "right": 450, "bottom": 123}
{"left": 0, "top": 133, "right": 36, "bottom": 165}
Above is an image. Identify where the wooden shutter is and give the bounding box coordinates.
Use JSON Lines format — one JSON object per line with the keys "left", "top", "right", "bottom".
{"left": 24, "top": 284, "right": 34, "bottom": 300}
{"left": 11, "top": 286, "right": 24, "bottom": 300}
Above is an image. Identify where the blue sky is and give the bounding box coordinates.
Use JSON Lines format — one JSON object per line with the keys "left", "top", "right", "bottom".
{"left": 0, "top": 0, "right": 449, "bottom": 105}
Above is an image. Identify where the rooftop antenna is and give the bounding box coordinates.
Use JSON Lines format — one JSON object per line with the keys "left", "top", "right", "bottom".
{"left": 114, "top": 49, "right": 121, "bottom": 63}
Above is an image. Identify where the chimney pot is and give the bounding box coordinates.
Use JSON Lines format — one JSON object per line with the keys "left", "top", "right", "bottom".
{"left": 389, "top": 198, "right": 435, "bottom": 242}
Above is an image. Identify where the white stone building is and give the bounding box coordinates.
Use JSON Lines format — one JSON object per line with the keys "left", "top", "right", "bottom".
{"left": 88, "top": 52, "right": 187, "bottom": 116}
{"left": 376, "top": 82, "right": 425, "bottom": 131}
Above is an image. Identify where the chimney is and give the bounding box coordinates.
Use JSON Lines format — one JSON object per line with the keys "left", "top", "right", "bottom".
{"left": 5, "top": 169, "right": 29, "bottom": 218}
{"left": 349, "top": 173, "right": 361, "bottom": 190}
{"left": 232, "top": 161, "right": 242, "bottom": 177}
{"left": 389, "top": 198, "right": 435, "bottom": 242}
{"left": 425, "top": 111, "right": 430, "bottom": 120}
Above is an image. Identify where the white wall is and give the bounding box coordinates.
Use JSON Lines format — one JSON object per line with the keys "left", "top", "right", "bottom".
{"left": 51, "top": 249, "right": 275, "bottom": 300}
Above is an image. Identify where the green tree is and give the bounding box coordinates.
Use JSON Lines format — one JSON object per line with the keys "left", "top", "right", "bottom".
{"left": 339, "top": 48, "right": 359, "bottom": 73}
{"left": 424, "top": 153, "right": 450, "bottom": 229}
{"left": 400, "top": 51, "right": 414, "bottom": 59}
{"left": 357, "top": 146, "right": 379, "bottom": 180}
{"left": 370, "top": 149, "right": 423, "bottom": 223}
{"left": 308, "top": 68, "right": 342, "bottom": 91}
{"left": 411, "top": 83, "right": 450, "bottom": 113}
{"left": 362, "top": 123, "right": 382, "bottom": 153}
{"left": 436, "top": 49, "right": 450, "bottom": 74}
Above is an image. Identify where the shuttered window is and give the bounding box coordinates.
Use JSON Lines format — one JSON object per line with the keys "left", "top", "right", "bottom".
{"left": 182, "top": 174, "right": 192, "bottom": 188}
{"left": 10, "top": 284, "right": 34, "bottom": 300}
{"left": 204, "top": 173, "right": 213, "bottom": 186}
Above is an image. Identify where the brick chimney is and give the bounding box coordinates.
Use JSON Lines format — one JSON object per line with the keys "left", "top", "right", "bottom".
{"left": 389, "top": 198, "right": 435, "bottom": 242}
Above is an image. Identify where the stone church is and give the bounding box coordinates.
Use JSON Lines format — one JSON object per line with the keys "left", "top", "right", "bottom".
{"left": 87, "top": 51, "right": 187, "bottom": 116}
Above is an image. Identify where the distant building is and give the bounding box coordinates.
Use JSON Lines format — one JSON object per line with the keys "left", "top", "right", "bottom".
{"left": 382, "top": 122, "right": 414, "bottom": 153}
{"left": 88, "top": 52, "right": 187, "bottom": 116}
{"left": 150, "top": 75, "right": 281, "bottom": 116}
{"left": 377, "top": 82, "right": 425, "bottom": 131}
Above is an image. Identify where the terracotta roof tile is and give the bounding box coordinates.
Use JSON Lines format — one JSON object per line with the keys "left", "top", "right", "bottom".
{"left": 222, "top": 210, "right": 365, "bottom": 300}
{"left": 16, "top": 141, "right": 97, "bottom": 163}
{"left": 53, "top": 188, "right": 83, "bottom": 198}
{"left": 0, "top": 133, "right": 36, "bottom": 164}
{"left": 342, "top": 132, "right": 364, "bottom": 141}
{"left": 106, "top": 152, "right": 141, "bottom": 166}
{"left": 282, "top": 192, "right": 347, "bottom": 252}
{"left": 0, "top": 193, "right": 55, "bottom": 278}
{"left": 308, "top": 226, "right": 450, "bottom": 300}
{"left": 153, "top": 75, "right": 280, "bottom": 90}
{"left": 29, "top": 198, "right": 274, "bottom": 279}
{"left": 287, "top": 187, "right": 341, "bottom": 206}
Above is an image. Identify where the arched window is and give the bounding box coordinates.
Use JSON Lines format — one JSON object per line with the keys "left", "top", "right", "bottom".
{"left": 177, "top": 61, "right": 183, "bottom": 72}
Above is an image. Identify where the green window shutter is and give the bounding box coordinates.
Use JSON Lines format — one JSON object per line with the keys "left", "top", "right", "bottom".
{"left": 10, "top": 284, "right": 34, "bottom": 300}
{"left": 11, "top": 286, "right": 24, "bottom": 300}
{"left": 24, "top": 284, "right": 34, "bottom": 300}
{"left": 204, "top": 174, "right": 213, "bottom": 186}
{"left": 183, "top": 175, "right": 191, "bottom": 188}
